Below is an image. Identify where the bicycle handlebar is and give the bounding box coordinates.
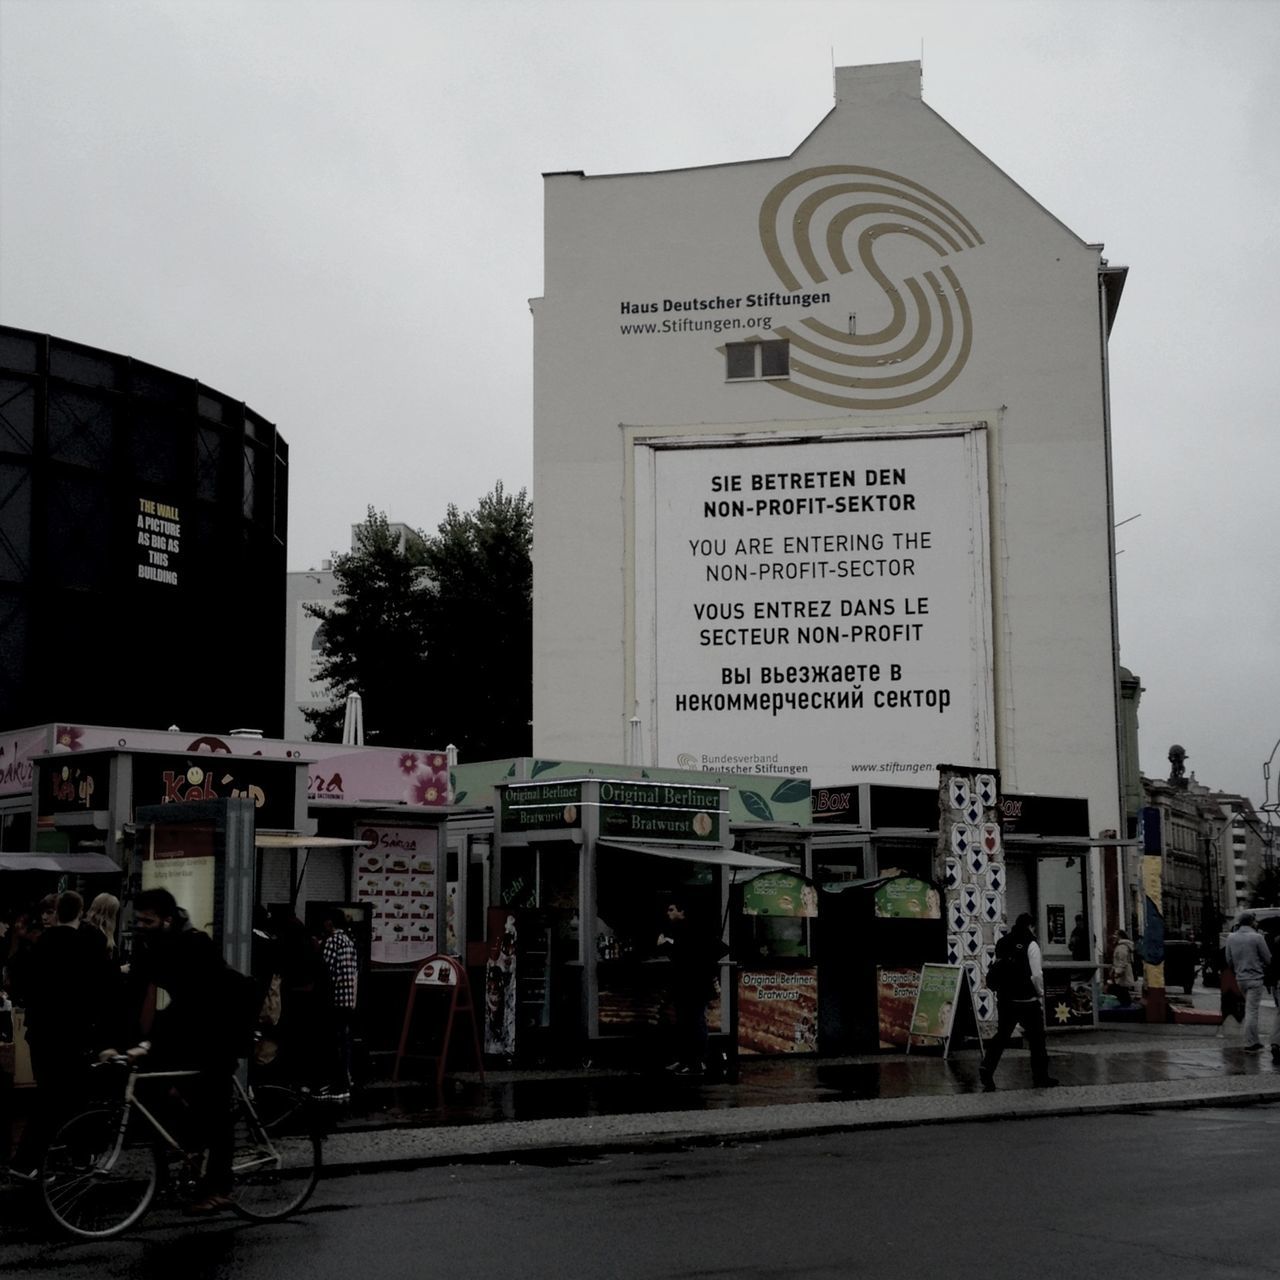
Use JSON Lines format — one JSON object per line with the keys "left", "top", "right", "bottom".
{"left": 91, "top": 1054, "right": 202, "bottom": 1080}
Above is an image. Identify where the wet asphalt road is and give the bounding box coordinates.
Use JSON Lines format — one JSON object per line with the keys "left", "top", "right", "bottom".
{"left": 2, "top": 1102, "right": 1277, "bottom": 1279}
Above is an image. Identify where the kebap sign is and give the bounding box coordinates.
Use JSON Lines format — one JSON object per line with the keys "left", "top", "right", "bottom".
{"left": 637, "top": 430, "right": 994, "bottom": 786}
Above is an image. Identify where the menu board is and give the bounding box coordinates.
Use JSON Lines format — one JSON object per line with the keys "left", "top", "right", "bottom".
{"left": 356, "top": 825, "right": 439, "bottom": 965}
{"left": 911, "top": 964, "right": 962, "bottom": 1040}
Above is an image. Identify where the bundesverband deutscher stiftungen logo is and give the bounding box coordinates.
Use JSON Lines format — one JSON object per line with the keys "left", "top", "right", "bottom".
{"left": 757, "top": 165, "right": 982, "bottom": 411}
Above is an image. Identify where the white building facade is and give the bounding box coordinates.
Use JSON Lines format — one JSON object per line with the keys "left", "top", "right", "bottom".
{"left": 284, "top": 567, "right": 337, "bottom": 741}
{"left": 532, "top": 63, "right": 1125, "bottom": 849}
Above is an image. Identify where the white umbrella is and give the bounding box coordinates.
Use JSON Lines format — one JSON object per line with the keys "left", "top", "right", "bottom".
{"left": 341, "top": 691, "right": 364, "bottom": 745}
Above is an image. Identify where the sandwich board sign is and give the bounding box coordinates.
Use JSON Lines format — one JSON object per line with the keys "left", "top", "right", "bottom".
{"left": 906, "top": 963, "right": 985, "bottom": 1057}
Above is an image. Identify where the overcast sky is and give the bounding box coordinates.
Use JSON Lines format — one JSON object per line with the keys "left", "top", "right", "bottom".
{"left": 1, "top": 0, "right": 1276, "bottom": 807}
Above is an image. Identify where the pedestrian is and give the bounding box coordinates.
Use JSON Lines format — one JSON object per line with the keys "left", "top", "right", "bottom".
{"left": 37, "top": 893, "right": 58, "bottom": 932}
{"left": 979, "top": 913, "right": 1059, "bottom": 1091}
{"left": 319, "top": 910, "right": 359, "bottom": 1101}
{"left": 6, "top": 890, "right": 114, "bottom": 1181}
{"left": 250, "top": 907, "right": 283, "bottom": 1069}
{"left": 1262, "top": 919, "right": 1280, "bottom": 1066}
{"left": 84, "top": 892, "right": 121, "bottom": 958}
{"left": 1, "top": 906, "right": 42, "bottom": 1010}
{"left": 1068, "top": 914, "right": 1090, "bottom": 961}
{"left": 1223, "top": 912, "right": 1273, "bottom": 1054}
{"left": 1109, "top": 929, "right": 1135, "bottom": 1001}
{"left": 270, "top": 907, "right": 330, "bottom": 1088}
{"left": 655, "top": 897, "right": 724, "bottom": 1076}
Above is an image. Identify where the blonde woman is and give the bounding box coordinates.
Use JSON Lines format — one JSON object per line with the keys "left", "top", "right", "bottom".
{"left": 85, "top": 892, "right": 120, "bottom": 956}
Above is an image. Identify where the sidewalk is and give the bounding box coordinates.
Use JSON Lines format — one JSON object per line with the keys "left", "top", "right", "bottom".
{"left": 316, "top": 1008, "right": 1280, "bottom": 1172}
{"left": 5, "top": 1008, "right": 1278, "bottom": 1187}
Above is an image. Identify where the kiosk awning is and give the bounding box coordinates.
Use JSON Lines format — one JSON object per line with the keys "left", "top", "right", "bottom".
{"left": 1003, "top": 835, "right": 1140, "bottom": 848}
{"left": 253, "top": 835, "right": 371, "bottom": 849}
{"left": 0, "top": 852, "right": 120, "bottom": 873}
{"left": 597, "top": 841, "right": 794, "bottom": 870}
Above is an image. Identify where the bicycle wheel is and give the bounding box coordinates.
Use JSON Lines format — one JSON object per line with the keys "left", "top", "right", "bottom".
{"left": 41, "top": 1108, "right": 159, "bottom": 1240}
{"left": 229, "top": 1085, "right": 321, "bottom": 1221}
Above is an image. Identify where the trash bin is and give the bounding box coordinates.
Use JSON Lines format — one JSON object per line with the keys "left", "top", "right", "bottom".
{"left": 1162, "top": 939, "right": 1197, "bottom": 994}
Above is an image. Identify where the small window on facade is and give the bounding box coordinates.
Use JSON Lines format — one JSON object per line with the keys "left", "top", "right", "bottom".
{"left": 726, "top": 339, "right": 790, "bottom": 381}
{"left": 726, "top": 343, "right": 756, "bottom": 380}
{"left": 759, "top": 339, "right": 789, "bottom": 378}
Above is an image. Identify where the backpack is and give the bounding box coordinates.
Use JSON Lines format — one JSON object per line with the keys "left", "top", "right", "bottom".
{"left": 986, "top": 934, "right": 1029, "bottom": 996}
{"left": 220, "top": 964, "right": 264, "bottom": 1057}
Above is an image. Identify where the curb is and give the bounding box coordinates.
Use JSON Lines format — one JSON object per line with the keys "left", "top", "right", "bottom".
{"left": 318, "top": 1074, "right": 1280, "bottom": 1175}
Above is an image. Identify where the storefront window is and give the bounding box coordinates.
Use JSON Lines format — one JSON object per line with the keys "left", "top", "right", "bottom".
{"left": 496, "top": 842, "right": 579, "bottom": 951}
{"left": 1, "top": 808, "right": 33, "bottom": 851}
{"left": 1036, "top": 854, "right": 1090, "bottom": 961}
{"left": 499, "top": 847, "right": 537, "bottom": 910}
{"left": 814, "top": 847, "right": 865, "bottom": 887}
{"left": 873, "top": 841, "right": 933, "bottom": 882}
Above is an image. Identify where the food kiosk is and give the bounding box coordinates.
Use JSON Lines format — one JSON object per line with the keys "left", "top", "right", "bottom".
{"left": 494, "top": 777, "right": 794, "bottom": 1062}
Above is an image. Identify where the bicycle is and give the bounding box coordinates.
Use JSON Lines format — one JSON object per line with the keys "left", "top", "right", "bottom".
{"left": 38, "top": 1057, "right": 322, "bottom": 1240}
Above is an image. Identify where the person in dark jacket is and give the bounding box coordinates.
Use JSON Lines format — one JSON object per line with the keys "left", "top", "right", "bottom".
{"left": 656, "top": 898, "right": 724, "bottom": 1076}
{"left": 269, "top": 908, "right": 330, "bottom": 1088}
{"left": 8, "top": 890, "right": 113, "bottom": 1180}
{"left": 1, "top": 907, "right": 42, "bottom": 1011}
{"left": 978, "top": 913, "right": 1058, "bottom": 1092}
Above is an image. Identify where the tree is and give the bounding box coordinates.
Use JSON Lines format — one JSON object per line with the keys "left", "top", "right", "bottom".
{"left": 418, "top": 482, "right": 532, "bottom": 760}
{"left": 1248, "top": 865, "right": 1280, "bottom": 908}
{"left": 305, "top": 486, "right": 532, "bottom": 760}
{"left": 304, "top": 509, "right": 431, "bottom": 744}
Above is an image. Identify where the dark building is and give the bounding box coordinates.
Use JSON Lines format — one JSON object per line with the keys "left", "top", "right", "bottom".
{"left": 0, "top": 326, "right": 287, "bottom": 735}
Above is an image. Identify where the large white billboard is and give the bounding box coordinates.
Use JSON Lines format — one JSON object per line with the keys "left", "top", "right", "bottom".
{"left": 634, "top": 428, "right": 994, "bottom": 786}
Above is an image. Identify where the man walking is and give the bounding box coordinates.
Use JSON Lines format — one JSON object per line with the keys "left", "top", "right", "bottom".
{"left": 319, "top": 911, "right": 359, "bottom": 1101}
{"left": 979, "top": 913, "right": 1059, "bottom": 1091}
{"left": 656, "top": 898, "right": 724, "bottom": 1076}
{"left": 1224, "top": 912, "right": 1273, "bottom": 1054}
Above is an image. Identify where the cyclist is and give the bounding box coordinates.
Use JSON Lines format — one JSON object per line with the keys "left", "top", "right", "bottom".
{"left": 102, "top": 888, "right": 252, "bottom": 1214}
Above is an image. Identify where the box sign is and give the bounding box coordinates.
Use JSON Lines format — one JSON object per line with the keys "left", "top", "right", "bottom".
{"left": 812, "top": 785, "right": 860, "bottom": 824}
{"left": 1000, "top": 793, "right": 1090, "bottom": 838}
{"left": 501, "top": 782, "right": 583, "bottom": 833}
{"left": 636, "top": 430, "right": 994, "bottom": 787}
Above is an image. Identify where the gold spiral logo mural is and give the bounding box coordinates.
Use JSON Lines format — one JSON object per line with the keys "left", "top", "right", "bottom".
{"left": 758, "top": 165, "right": 982, "bottom": 410}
